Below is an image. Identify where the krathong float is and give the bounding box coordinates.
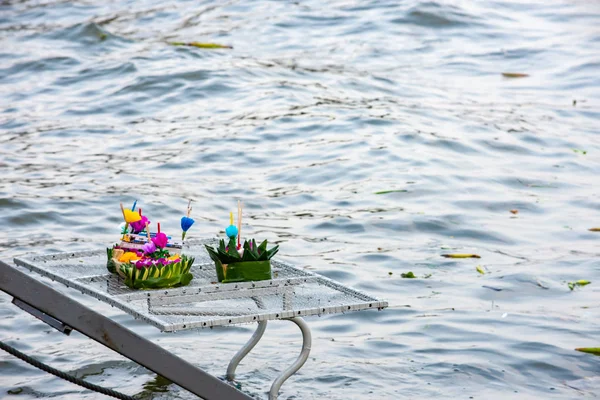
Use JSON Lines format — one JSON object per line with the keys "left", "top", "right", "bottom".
{"left": 205, "top": 201, "right": 279, "bottom": 283}
{"left": 106, "top": 201, "right": 195, "bottom": 289}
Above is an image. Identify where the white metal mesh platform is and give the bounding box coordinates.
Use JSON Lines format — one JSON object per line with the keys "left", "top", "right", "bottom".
{"left": 13, "top": 238, "right": 387, "bottom": 332}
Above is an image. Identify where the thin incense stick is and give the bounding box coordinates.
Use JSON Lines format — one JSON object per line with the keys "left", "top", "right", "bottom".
{"left": 119, "top": 203, "right": 128, "bottom": 238}
{"left": 237, "top": 200, "right": 242, "bottom": 248}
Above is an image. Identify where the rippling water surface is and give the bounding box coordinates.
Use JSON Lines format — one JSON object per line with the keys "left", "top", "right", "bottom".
{"left": 1, "top": 0, "right": 600, "bottom": 398}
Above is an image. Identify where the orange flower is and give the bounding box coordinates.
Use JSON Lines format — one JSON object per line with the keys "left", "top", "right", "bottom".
{"left": 119, "top": 252, "right": 141, "bottom": 263}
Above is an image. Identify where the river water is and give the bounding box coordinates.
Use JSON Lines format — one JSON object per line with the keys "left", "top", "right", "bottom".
{"left": 1, "top": 0, "right": 599, "bottom": 399}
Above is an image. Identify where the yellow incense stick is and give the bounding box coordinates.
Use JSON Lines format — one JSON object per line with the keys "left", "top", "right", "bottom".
{"left": 187, "top": 199, "right": 192, "bottom": 218}
{"left": 230, "top": 212, "right": 233, "bottom": 226}
{"left": 145, "top": 222, "right": 151, "bottom": 241}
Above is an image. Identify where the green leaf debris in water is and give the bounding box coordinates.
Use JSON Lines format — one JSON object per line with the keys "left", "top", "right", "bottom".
{"left": 169, "top": 42, "right": 233, "bottom": 49}
{"left": 568, "top": 280, "right": 591, "bottom": 291}
{"left": 572, "top": 149, "right": 587, "bottom": 155}
{"left": 576, "top": 348, "right": 600, "bottom": 356}
{"left": 442, "top": 254, "right": 481, "bottom": 259}
{"left": 502, "top": 72, "right": 529, "bottom": 78}
{"left": 476, "top": 265, "right": 485, "bottom": 275}
{"left": 401, "top": 272, "right": 416, "bottom": 278}
{"left": 589, "top": 228, "right": 600, "bottom": 232}
{"left": 374, "top": 189, "right": 408, "bottom": 195}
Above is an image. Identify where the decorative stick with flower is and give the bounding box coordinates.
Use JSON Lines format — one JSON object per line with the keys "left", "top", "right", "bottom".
{"left": 120, "top": 202, "right": 141, "bottom": 238}
{"left": 181, "top": 199, "right": 195, "bottom": 241}
{"left": 152, "top": 223, "right": 168, "bottom": 249}
{"left": 142, "top": 222, "right": 156, "bottom": 254}
{"left": 130, "top": 208, "right": 150, "bottom": 234}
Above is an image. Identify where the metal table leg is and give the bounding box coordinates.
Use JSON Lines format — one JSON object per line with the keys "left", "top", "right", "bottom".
{"left": 226, "top": 317, "right": 312, "bottom": 400}
{"left": 269, "top": 317, "right": 312, "bottom": 400}
{"left": 227, "top": 320, "right": 268, "bottom": 380}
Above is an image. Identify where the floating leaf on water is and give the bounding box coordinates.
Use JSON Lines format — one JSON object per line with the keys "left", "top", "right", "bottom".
{"left": 423, "top": 273, "right": 432, "bottom": 279}
{"left": 568, "top": 280, "right": 591, "bottom": 290}
{"left": 374, "top": 189, "right": 408, "bottom": 195}
{"left": 401, "top": 272, "right": 416, "bottom": 278}
{"left": 442, "top": 254, "right": 481, "bottom": 259}
{"left": 169, "top": 41, "right": 233, "bottom": 49}
{"left": 502, "top": 72, "right": 529, "bottom": 78}
{"left": 476, "top": 265, "right": 485, "bottom": 275}
{"left": 588, "top": 228, "right": 600, "bottom": 232}
{"left": 575, "top": 348, "right": 600, "bottom": 356}
{"left": 388, "top": 271, "right": 393, "bottom": 276}
{"left": 510, "top": 209, "right": 518, "bottom": 215}
{"left": 572, "top": 149, "right": 587, "bottom": 155}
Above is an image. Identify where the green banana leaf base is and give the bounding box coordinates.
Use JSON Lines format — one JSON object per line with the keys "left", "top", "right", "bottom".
{"left": 214, "top": 260, "right": 272, "bottom": 283}
{"left": 117, "top": 255, "right": 195, "bottom": 290}
{"left": 106, "top": 248, "right": 117, "bottom": 273}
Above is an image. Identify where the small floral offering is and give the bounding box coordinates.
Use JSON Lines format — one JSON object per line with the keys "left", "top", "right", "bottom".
{"left": 107, "top": 201, "right": 195, "bottom": 289}
{"left": 204, "top": 202, "right": 278, "bottom": 283}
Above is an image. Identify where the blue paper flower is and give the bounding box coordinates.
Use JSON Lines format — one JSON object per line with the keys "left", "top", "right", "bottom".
{"left": 181, "top": 216, "right": 195, "bottom": 240}
{"left": 225, "top": 224, "right": 238, "bottom": 239}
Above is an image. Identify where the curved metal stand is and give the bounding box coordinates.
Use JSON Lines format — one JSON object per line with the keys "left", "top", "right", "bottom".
{"left": 269, "top": 317, "right": 312, "bottom": 400}
{"left": 227, "top": 320, "right": 268, "bottom": 380}
{"left": 226, "top": 317, "right": 312, "bottom": 400}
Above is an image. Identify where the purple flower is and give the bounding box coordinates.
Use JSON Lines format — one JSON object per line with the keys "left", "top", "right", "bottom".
{"left": 142, "top": 242, "right": 156, "bottom": 254}
{"left": 152, "top": 232, "right": 168, "bottom": 249}
{"left": 130, "top": 215, "right": 150, "bottom": 233}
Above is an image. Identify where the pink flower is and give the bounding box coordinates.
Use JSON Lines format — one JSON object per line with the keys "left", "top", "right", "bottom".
{"left": 152, "top": 232, "right": 168, "bottom": 249}
{"left": 142, "top": 242, "right": 156, "bottom": 254}
{"left": 130, "top": 215, "right": 150, "bottom": 234}
{"left": 138, "top": 259, "right": 153, "bottom": 269}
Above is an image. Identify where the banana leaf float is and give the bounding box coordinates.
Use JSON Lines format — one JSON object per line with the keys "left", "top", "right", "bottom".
{"left": 205, "top": 238, "right": 278, "bottom": 283}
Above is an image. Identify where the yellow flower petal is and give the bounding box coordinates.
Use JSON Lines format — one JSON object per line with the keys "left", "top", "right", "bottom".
{"left": 123, "top": 209, "right": 142, "bottom": 223}
{"left": 118, "top": 252, "right": 140, "bottom": 263}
